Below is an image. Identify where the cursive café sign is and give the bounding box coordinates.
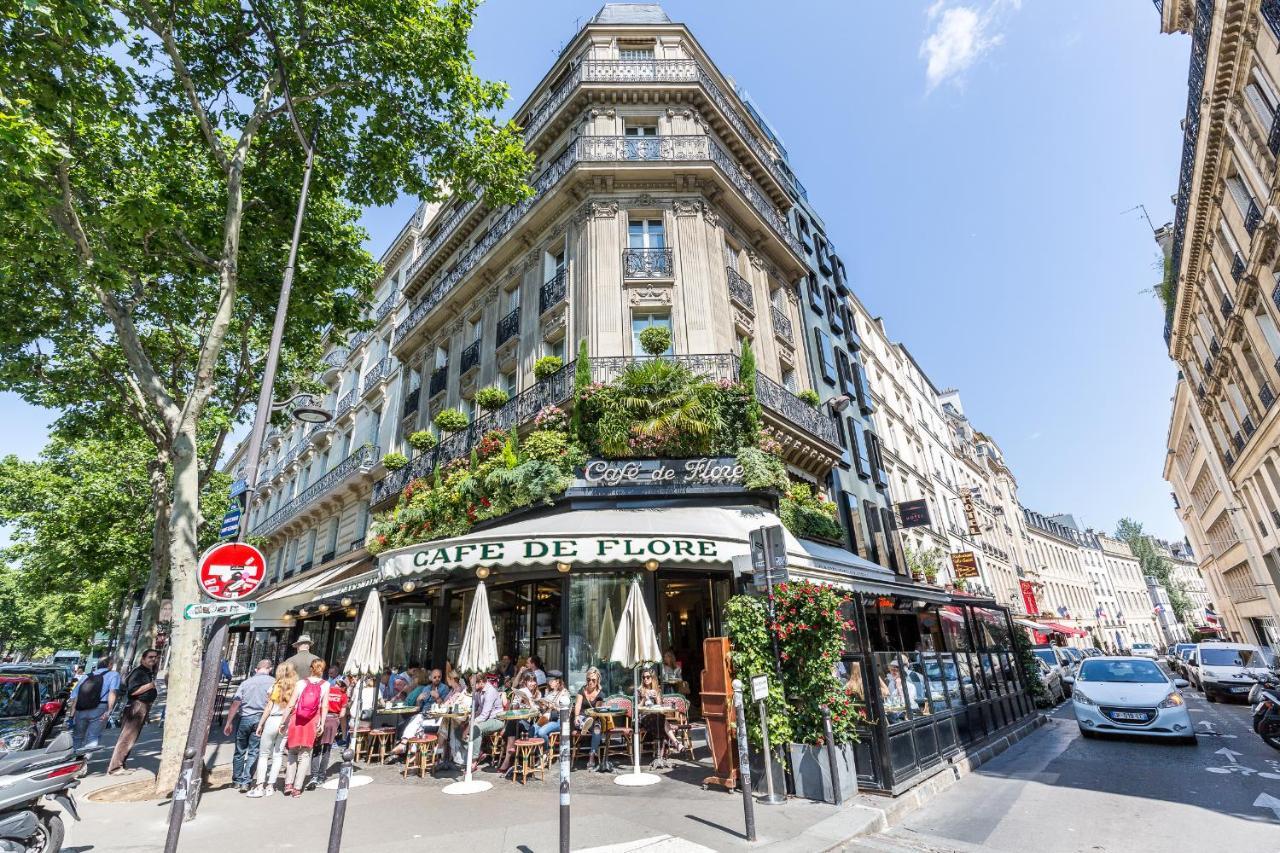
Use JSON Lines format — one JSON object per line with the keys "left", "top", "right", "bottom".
{"left": 569, "top": 457, "right": 745, "bottom": 495}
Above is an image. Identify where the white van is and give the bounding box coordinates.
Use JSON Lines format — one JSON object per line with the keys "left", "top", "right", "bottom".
{"left": 1185, "top": 642, "right": 1271, "bottom": 702}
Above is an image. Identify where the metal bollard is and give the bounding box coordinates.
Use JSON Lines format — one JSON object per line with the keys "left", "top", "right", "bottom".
{"left": 162, "top": 747, "right": 197, "bottom": 853}
{"left": 820, "top": 706, "right": 842, "bottom": 806}
{"left": 731, "top": 680, "right": 757, "bottom": 842}
{"left": 558, "top": 695, "right": 571, "bottom": 853}
{"left": 326, "top": 748, "right": 355, "bottom": 853}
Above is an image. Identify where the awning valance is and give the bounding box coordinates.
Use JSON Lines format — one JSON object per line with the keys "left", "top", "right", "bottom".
{"left": 1039, "top": 620, "right": 1088, "bottom": 637}
{"left": 252, "top": 559, "right": 363, "bottom": 627}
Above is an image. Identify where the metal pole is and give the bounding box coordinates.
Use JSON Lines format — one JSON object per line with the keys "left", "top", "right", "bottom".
{"left": 162, "top": 747, "right": 196, "bottom": 853}
{"left": 558, "top": 695, "right": 571, "bottom": 853}
{"left": 731, "top": 680, "right": 756, "bottom": 843}
{"left": 326, "top": 748, "right": 355, "bottom": 853}
{"left": 170, "top": 136, "right": 319, "bottom": 832}
{"left": 821, "top": 706, "right": 842, "bottom": 806}
{"left": 757, "top": 698, "right": 784, "bottom": 805}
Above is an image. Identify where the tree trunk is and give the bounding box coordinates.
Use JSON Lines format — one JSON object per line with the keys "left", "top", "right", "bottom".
{"left": 153, "top": 425, "right": 206, "bottom": 793}
{"left": 123, "top": 455, "right": 171, "bottom": 670}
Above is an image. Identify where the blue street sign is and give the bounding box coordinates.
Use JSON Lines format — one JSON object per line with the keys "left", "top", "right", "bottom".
{"left": 228, "top": 478, "right": 247, "bottom": 498}
{"left": 219, "top": 504, "right": 242, "bottom": 539}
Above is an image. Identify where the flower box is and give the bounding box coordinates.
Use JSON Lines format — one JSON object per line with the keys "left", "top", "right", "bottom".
{"left": 788, "top": 741, "right": 857, "bottom": 803}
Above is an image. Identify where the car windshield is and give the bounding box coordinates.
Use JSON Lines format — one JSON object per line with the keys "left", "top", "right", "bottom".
{"left": 1078, "top": 660, "right": 1167, "bottom": 683}
{"left": 1132, "top": 643, "right": 1153, "bottom": 650}
{"left": 1033, "top": 650, "right": 1057, "bottom": 668}
{"left": 0, "top": 682, "right": 34, "bottom": 718}
{"left": 1200, "top": 648, "right": 1265, "bottom": 667}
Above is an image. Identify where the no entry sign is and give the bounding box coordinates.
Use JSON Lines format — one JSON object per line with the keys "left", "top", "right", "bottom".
{"left": 197, "top": 541, "right": 266, "bottom": 600}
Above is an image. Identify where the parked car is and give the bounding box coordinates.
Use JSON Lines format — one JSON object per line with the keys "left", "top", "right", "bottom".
{"left": 1185, "top": 642, "right": 1272, "bottom": 702}
{"left": 0, "top": 676, "right": 43, "bottom": 754}
{"left": 1080, "top": 647, "right": 1103, "bottom": 658}
{"left": 49, "top": 651, "right": 83, "bottom": 678}
{"left": 1032, "top": 646, "right": 1074, "bottom": 696}
{"left": 1166, "top": 643, "right": 1196, "bottom": 675}
{"left": 1067, "top": 656, "right": 1195, "bottom": 743}
{"left": 0, "top": 666, "right": 69, "bottom": 746}
{"left": 1130, "top": 642, "right": 1158, "bottom": 659}
{"left": 1035, "top": 657, "right": 1066, "bottom": 704}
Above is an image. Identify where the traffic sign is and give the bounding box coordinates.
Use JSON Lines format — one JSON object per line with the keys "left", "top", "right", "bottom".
{"left": 184, "top": 600, "right": 258, "bottom": 620}
{"left": 750, "top": 674, "right": 769, "bottom": 702}
{"left": 197, "top": 541, "right": 266, "bottom": 600}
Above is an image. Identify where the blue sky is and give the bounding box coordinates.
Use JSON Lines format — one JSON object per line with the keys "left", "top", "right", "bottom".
{"left": 0, "top": 1, "right": 1192, "bottom": 541}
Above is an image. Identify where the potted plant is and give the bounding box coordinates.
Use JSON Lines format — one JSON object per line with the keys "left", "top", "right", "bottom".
{"left": 638, "top": 325, "right": 672, "bottom": 357}
{"left": 533, "top": 355, "right": 563, "bottom": 381}
{"left": 407, "top": 430, "right": 437, "bottom": 452}
{"left": 474, "top": 385, "right": 510, "bottom": 412}
{"left": 906, "top": 545, "right": 943, "bottom": 585}
{"left": 381, "top": 451, "right": 408, "bottom": 470}
{"left": 796, "top": 388, "right": 821, "bottom": 407}
{"left": 433, "top": 408, "right": 468, "bottom": 434}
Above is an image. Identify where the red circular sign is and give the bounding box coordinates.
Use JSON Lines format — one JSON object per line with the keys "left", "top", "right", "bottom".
{"left": 197, "top": 542, "right": 266, "bottom": 601}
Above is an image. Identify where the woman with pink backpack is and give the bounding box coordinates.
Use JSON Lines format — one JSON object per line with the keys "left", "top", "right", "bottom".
{"left": 282, "top": 658, "right": 330, "bottom": 797}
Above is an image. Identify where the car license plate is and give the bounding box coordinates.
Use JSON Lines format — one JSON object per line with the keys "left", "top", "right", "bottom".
{"left": 1230, "top": 686, "right": 1249, "bottom": 693}
{"left": 1112, "top": 711, "right": 1148, "bottom": 720}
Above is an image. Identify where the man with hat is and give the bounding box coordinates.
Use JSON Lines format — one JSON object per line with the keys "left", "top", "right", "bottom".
{"left": 533, "top": 670, "right": 569, "bottom": 746}
{"left": 284, "top": 634, "right": 319, "bottom": 679}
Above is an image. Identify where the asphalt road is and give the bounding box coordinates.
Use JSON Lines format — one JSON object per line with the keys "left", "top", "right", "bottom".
{"left": 856, "top": 687, "right": 1280, "bottom": 853}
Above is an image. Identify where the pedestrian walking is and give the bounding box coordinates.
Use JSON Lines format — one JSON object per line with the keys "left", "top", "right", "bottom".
{"left": 282, "top": 659, "right": 329, "bottom": 796}
{"left": 284, "top": 634, "right": 318, "bottom": 679}
{"left": 106, "top": 649, "right": 160, "bottom": 775}
{"left": 223, "top": 659, "right": 275, "bottom": 792}
{"left": 309, "top": 677, "right": 348, "bottom": 786}
{"left": 68, "top": 657, "right": 119, "bottom": 753}
{"left": 246, "top": 661, "right": 298, "bottom": 798}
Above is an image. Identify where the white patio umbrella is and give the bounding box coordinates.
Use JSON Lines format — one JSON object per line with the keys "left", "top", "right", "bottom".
{"left": 597, "top": 598, "right": 617, "bottom": 664}
{"left": 334, "top": 588, "right": 384, "bottom": 787}
{"left": 609, "top": 579, "right": 663, "bottom": 787}
{"left": 443, "top": 580, "right": 498, "bottom": 796}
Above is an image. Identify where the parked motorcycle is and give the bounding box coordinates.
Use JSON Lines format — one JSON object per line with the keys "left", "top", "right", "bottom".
{"left": 0, "top": 731, "right": 82, "bottom": 852}
{"left": 1250, "top": 669, "right": 1280, "bottom": 751}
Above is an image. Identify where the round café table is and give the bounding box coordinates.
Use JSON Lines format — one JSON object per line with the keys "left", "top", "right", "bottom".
{"left": 585, "top": 707, "right": 626, "bottom": 772}
{"left": 638, "top": 705, "right": 677, "bottom": 769}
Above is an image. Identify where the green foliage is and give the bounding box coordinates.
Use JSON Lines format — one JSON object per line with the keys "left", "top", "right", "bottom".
{"left": 723, "top": 595, "right": 791, "bottom": 747}
{"left": 408, "top": 430, "right": 437, "bottom": 452}
{"left": 638, "top": 325, "right": 672, "bottom": 357}
{"left": 906, "top": 545, "right": 944, "bottom": 583}
{"left": 1115, "top": 518, "right": 1194, "bottom": 623}
{"left": 737, "top": 447, "right": 790, "bottom": 492}
{"left": 533, "top": 356, "right": 564, "bottom": 381}
{"left": 381, "top": 452, "right": 408, "bottom": 470}
{"left": 571, "top": 339, "right": 591, "bottom": 440}
{"left": 474, "top": 386, "right": 510, "bottom": 412}
{"left": 1012, "top": 623, "right": 1050, "bottom": 706}
{"left": 434, "top": 408, "right": 469, "bottom": 433}
{"left": 593, "top": 359, "right": 722, "bottom": 457}
{"left": 779, "top": 483, "right": 843, "bottom": 542}
{"left": 737, "top": 341, "right": 762, "bottom": 444}
{"left": 797, "top": 388, "right": 821, "bottom": 407}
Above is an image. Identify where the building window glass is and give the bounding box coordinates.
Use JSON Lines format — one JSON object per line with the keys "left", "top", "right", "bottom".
{"left": 850, "top": 417, "right": 871, "bottom": 479}
{"left": 632, "top": 311, "right": 673, "bottom": 355}
{"left": 628, "top": 218, "right": 665, "bottom": 249}
{"left": 619, "top": 46, "right": 655, "bottom": 61}
{"left": 813, "top": 328, "right": 837, "bottom": 384}
{"left": 623, "top": 119, "right": 658, "bottom": 136}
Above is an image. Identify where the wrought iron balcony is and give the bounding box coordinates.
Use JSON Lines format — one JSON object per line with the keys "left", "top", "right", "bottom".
{"left": 1243, "top": 415, "right": 1256, "bottom": 437}
{"left": 1266, "top": 0, "right": 1280, "bottom": 44}
{"left": 770, "top": 305, "right": 793, "bottom": 344}
{"left": 1225, "top": 449, "right": 1236, "bottom": 468}
{"left": 622, "top": 248, "right": 673, "bottom": 279}
{"left": 540, "top": 268, "right": 567, "bottom": 314}
{"left": 1204, "top": 356, "right": 1214, "bottom": 375}
{"left": 1232, "top": 252, "right": 1246, "bottom": 282}
{"left": 349, "top": 329, "right": 370, "bottom": 351}
{"left": 1209, "top": 336, "right": 1220, "bottom": 357}
{"left": 497, "top": 307, "right": 520, "bottom": 347}
{"left": 726, "top": 266, "right": 753, "bottom": 310}
{"left": 1233, "top": 431, "right": 1245, "bottom": 452}
{"left": 252, "top": 443, "right": 380, "bottom": 537}
{"left": 374, "top": 292, "right": 398, "bottom": 323}
{"left": 1220, "top": 293, "right": 1234, "bottom": 320}
{"left": 335, "top": 388, "right": 355, "bottom": 419}
{"left": 361, "top": 357, "right": 391, "bottom": 396}
{"left": 460, "top": 340, "right": 481, "bottom": 375}
{"left": 1270, "top": 112, "right": 1280, "bottom": 158}
{"left": 1196, "top": 382, "right": 1206, "bottom": 401}
{"left": 1262, "top": 382, "right": 1275, "bottom": 409}
{"left": 322, "top": 348, "right": 348, "bottom": 370}
{"left": 429, "top": 366, "right": 448, "bottom": 398}
{"left": 1246, "top": 200, "right": 1263, "bottom": 237}
{"left": 402, "top": 386, "right": 420, "bottom": 419}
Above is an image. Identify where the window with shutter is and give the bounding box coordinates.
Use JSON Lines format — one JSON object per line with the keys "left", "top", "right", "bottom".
{"left": 1225, "top": 175, "right": 1254, "bottom": 218}
{"left": 862, "top": 500, "right": 881, "bottom": 565}
{"left": 1245, "top": 82, "right": 1276, "bottom": 131}
{"left": 849, "top": 417, "right": 871, "bottom": 479}
{"left": 813, "top": 328, "right": 837, "bottom": 384}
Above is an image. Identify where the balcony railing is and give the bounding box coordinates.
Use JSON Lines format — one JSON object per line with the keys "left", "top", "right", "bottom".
{"left": 1220, "top": 293, "right": 1234, "bottom": 320}
{"left": 497, "top": 307, "right": 520, "bottom": 347}
{"left": 1232, "top": 252, "right": 1246, "bottom": 282}
{"left": 374, "top": 292, "right": 398, "bottom": 323}
{"left": 252, "top": 443, "right": 379, "bottom": 537}
{"left": 1267, "top": 0, "right": 1280, "bottom": 41}
{"left": 1209, "top": 336, "right": 1220, "bottom": 358}
{"left": 460, "top": 340, "right": 481, "bottom": 374}
{"left": 349, "top": 329, "right": 370, "bottom": 351}
{"left": 1261, "top": 382, "right": 1275, "bottom": 409}
{"left": 1233, "top": 431, "right": 1245, "bottom": 452}
{"left": 623, "top": 248, "right": 673, "bottom": 279}
{"left": 361, "top": 357, "right": 391, "bottom": 396}
{"left": 726, "top": 266, "right": 753, "bottom": 309}
{"left": 429, "top": 366, "right": 448, "bottom": 398}
{"left": 335, "top": 389, "right": 355, "bottom": 419}
{"left": 1246, "top": 200, "right": 1263, "bottom": 237}
{"left": 540, "top": 268, "right": 567, "bottom": 314}
{"left": 396, "top": 134, "right": 801, "bottom": 348}
{"left": 770, "top": 305, "right": 793, "bottom": 344}
{"left": 322, "top": 348, "right": 348, "bottom": 370}
{"left": 402, "top": 387, "right": 420, "bottom": 419}
{"left": 1270, "top": 113, "right": 1280, "bottom": 158}
{"left": 370, "top": 353, "right": 840, "bottom": 505}
{"left": 1225, "top": 449, "right": 1236, "bottom": 468}
{"left": 1243, "top": 415, "right": 1256, "bottom": 437}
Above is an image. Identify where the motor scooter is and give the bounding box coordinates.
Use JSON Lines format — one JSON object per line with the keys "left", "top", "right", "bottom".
{"left": 0, "top": 731, "right": 82, "bottom": 852}
{"left": 1250, "top": 669, "right": 1280, "bottom": 750}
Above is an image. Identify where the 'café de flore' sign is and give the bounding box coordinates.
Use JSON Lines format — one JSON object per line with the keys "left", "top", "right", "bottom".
{"left": 567, "top": 457, "right": 745, "bottom": 496}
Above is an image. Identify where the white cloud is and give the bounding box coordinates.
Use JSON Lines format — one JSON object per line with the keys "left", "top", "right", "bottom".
{"left": 920, "top": 0, "right": 1020, "bottom": 91}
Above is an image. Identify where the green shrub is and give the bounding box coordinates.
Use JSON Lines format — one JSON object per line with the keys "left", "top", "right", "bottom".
{"left": 474, "top": 386, "right": 510, "bottom": 411}
{"left": 433, "top": 408, "right": 468, "bottom": 433}
{"left": 533, "top": 355, "right": 564, "bottom": 381}
{"left": 381, "top": 452, "right": 408, "bottom": 470}
{"left": 779, "top": 483, "right": 843, "bottom": 542}
{"left": 572, "top": 339, "right": 591, "bottom": 440}
{"left": 638, "top": 325, "right": 672, "bottom": 356}
{"left": 797, "top": 388, "right": 821, "bottom": 407}
{"left": 408, "top": 430, "right": 437, "bottom": 452}
{"left": 736, "top": 447, "right": 789, "bottom": 492}
{"left": 737, "top": 340, "right": 762, "bottom": 444}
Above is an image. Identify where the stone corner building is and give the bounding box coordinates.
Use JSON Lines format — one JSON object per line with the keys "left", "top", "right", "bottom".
{"left": 1156, "top": 0, "right": 1280, "bottom": 650}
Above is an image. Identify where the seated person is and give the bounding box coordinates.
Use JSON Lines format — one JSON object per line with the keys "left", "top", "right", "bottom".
{"left": 637, "top": 667, "right": 681, "bottom": 753}
{"left": 407, "top": 668, "right": 450, "bottom": 710}
{"left": 496, "top": 672, "right": 540, "bottom": 773}
{"left": 573, "top": 667, "right": 606, "bottom": 771}
{"left": 533, "top": 670, "right": 569, "bottom": 745}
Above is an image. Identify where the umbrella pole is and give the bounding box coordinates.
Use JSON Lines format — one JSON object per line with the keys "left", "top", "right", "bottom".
{"left": 632, "top": 664, "right": 641, "bottom": 776}
{"left": 463, "top": 716, "right": 476, "bottom": 783}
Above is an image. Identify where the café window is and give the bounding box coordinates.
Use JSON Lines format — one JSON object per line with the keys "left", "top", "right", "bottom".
{"left": 384, "top": 604, "right": 434, "bottom": 669}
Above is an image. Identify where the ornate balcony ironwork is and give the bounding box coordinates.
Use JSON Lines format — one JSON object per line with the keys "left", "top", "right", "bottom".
{"left": 1232, "top": 252, "right": 1246, "bottom": 282}
{"left": 252, "top": 444, "right": 379, "bottom": 537}
{"left": 349, "top": 329, "right": 370, "bottom": 351}
{"left": 335, "top": 389, "right": 355, "bottom": 419}
{"left": 1196, "top": 382, "right": 1206, "bottom": 401}
{"left": 1204, "top": 356, "right": 1214, "bottom": 375}
{"left": 1243, "top": 415, "right": 1257, "bottom": 437}
{"left": 497, "top": 307, "right": 520, "bottom": 347}
{"left": 374, "top": 292, "right": 398, "bottom": 323}
{"left": 1225, "top": 449, "right": 1235, "bottom": 468}
{"left": 361, "top": 357, "right": 391, "bottom": 396}
{"left": 322, "top": 348, "right": 348, "bottom": 370}
{"left": 1233, "top": 431, "right": 1245, "bottom": 452}
{"left": 460, "top": 340, "right": 481, "bottom": 374}
{"left": 540, "top": 268, "right": 567, "bottom": 314}
{"left": 1271, "top": 113, "right": 1280, "bottom": 158}
{"left": 1262, "top": 382, "right": 1275, "bottom": 409}
{"left": 429, "top": 366, "right": 448, "bottom": 398}
{"left": 402, "top": 387, "right": 420, "bottom": 419}
{"left": 1265, "top": 0, "right": 1280, "bottom": 41}
{"left": 1209, "top": 336, "right": 1220, "bottom": 358}
{"left": 622, "top": 248, "right": 673, "bottom": 279}
{"left": 770, "top": 305, "right": 793, "bottom": 344}
{"left": 1246, "top": 200, "right": 1263, "bottom": 237}
{"left": 726, "top": 266, "right": 753, "bottom": 309}
{"left": 1220, "top": 293, "right": 1234, "bottom": 320}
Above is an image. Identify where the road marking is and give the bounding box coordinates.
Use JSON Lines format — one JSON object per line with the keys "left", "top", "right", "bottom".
{"left": 1196, "top": 721, "right": 1237, "bottom": 738}
{"left": 1255, "top": 793, "right": 1280, "bottom": 821}
{"left": 1215, "top": 747, "right": 1243, "bottom": 763}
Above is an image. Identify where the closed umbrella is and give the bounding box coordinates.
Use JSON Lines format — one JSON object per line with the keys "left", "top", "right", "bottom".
{"left": 338, "top": 588, "right": 384, "bottom": 787}
{"left": 597, "top": 598, "right": 616, "bottom": 669}
{"left": 609, "top": 579, "right": 663, "bottom": 787}
{"left": 443, "top": 581, "right": 498, "bottom": 796}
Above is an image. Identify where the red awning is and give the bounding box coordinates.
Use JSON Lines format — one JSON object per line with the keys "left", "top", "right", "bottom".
{"left": 1041, "top": 621, "right": 1087, "bottom": 637}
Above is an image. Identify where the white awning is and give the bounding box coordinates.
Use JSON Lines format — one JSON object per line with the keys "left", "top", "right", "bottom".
{"left": 252, "top": 560, "right": 361, "bottom": 628}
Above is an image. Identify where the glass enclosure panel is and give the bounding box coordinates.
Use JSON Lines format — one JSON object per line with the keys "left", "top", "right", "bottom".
{"left": 446, "top": 588, "right": 473, "bottom": 667}
{"left": 490, "top": 584, "right": 532, "bottom": 665}
{"left": 533, "top": 581, "right": 563, "bottom": 674}
{"left": 383, "top": 605, "right": 433, "bottom": 668}
{"left": 330, "top": 619, "right": 357, "bottom": 670}
{"left": 298, "top": 619, "right": 333, "bottom": 667}
{"left": 874, "top": 650, "right": 926, "bottom": 726}
{"left": 567, "top": 572, "right": 641, "bottom": 695}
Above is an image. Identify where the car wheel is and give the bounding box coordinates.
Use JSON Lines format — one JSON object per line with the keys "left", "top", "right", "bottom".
{"left": 1206, "top": 690, "right": 1218, "bottom": 703}
{"left": 1179, "top": 734, "right": 1197, "bottom": 746}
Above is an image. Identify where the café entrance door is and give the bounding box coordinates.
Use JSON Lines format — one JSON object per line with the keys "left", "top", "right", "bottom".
{"left": 654, "top": 574, "right": 731, "bottom": 715}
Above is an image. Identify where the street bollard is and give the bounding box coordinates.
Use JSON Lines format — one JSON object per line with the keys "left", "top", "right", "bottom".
{"left": 326, "top": 749, "right": 355, "bottom": 853}
{"left": 820, "top": 706, "right": 842, "bottom": 806}
{"left": 162, "top": 747, "right": 197, "bottom": 853}
{"left": 558, "top": 694, "right": 571, "bottom": 853}
{"left": 731, "top": 680, "right": 757, "bottom": 843}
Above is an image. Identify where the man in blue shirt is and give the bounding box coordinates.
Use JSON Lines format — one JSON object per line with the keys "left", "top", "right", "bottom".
{"left": 69, "top": 657, "right": 120, "bottom": 753}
